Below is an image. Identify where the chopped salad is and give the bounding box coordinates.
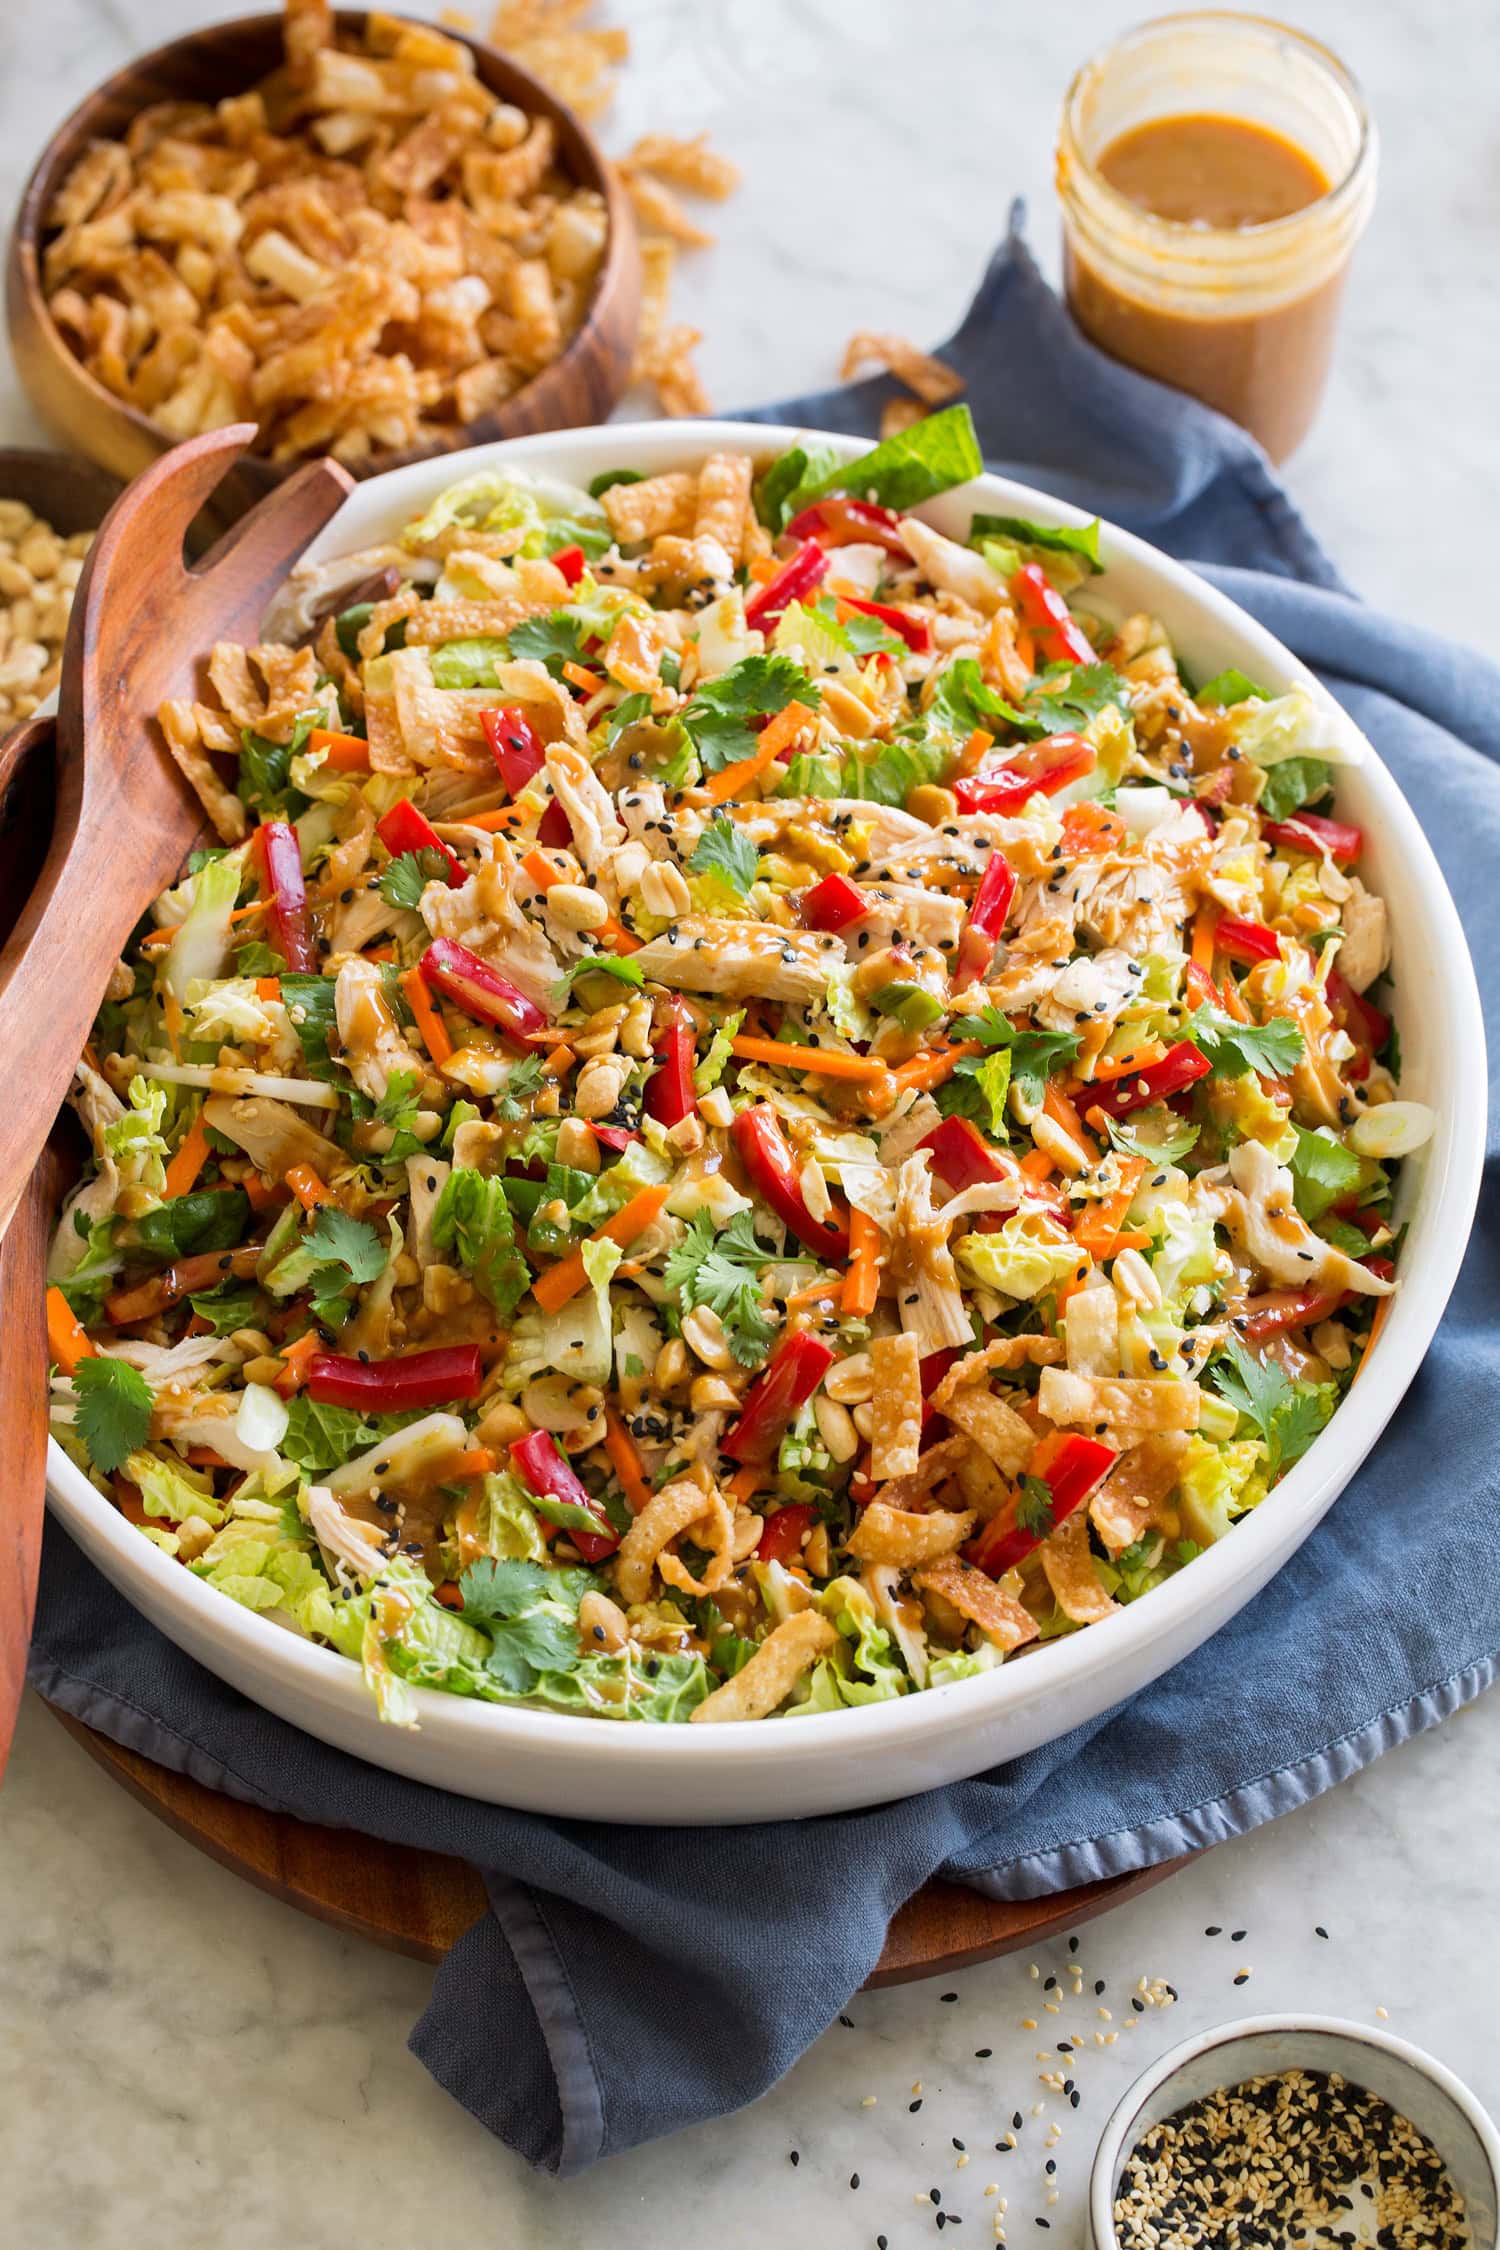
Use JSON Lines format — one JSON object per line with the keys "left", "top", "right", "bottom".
{"left": 47, "top": 407, "right": 1430, "bottom": 1727}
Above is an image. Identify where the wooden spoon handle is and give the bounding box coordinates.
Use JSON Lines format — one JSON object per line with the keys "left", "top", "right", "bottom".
{"left": 0, "top": 1152, "right": 55, "bottom": 1781}
{"left": 0, "top": 433, "right": 352, "bottom": 1242}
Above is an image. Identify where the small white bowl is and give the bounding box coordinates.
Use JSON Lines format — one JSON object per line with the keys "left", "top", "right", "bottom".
{"left": 1091, "top": 2014, "right": 1500, "bottom": 2250}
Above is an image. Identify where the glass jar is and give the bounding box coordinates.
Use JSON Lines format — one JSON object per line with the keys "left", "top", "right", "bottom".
{"left": 1056, "top": 12, "right": 1377, "bottom": 461}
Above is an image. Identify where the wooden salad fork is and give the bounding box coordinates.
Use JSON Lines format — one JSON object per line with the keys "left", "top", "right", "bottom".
{"left": 0, "top": 425, "right": 353, "bottom": 1776}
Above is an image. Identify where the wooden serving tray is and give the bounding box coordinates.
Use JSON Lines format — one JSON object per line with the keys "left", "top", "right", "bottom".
{"left": 46, "top": 1706, "right": 1188, "bottom": 1979}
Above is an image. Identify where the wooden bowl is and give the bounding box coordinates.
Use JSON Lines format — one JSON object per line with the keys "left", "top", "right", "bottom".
{"left": 0, "top": 447, "right": 123, "bottom": 544}
{"left": 6, "top": 9, "right": 641, "bottom": 530}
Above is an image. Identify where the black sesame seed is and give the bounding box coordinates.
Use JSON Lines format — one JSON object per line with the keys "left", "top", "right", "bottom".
{"left": 788, "top": 2151, "right": 799, "bottom": 2166}
{"left": 1231, "top": 1929, "right": 1247, "bottom": 1942}
{"left": 849, "top": 2173, "right": 860, "bottom": 2190}
{"left": 940, "top": 1991, "right": 958, "bottom": 2003}
{"left": 975, "top": 2048, "right": 993, "bottom": 2059}
{"left": 1206, "top": 1925, "right": 1222, "bottom": 1936}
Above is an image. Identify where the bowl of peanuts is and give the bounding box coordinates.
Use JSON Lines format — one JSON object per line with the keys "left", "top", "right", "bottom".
{"left": 0, "top": 449, "right": 122, "bottom": 740}
{"left": 6, "top": 2, "right": 641, "bottom": 532}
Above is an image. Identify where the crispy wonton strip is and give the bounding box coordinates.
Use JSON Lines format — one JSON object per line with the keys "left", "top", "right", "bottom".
{"left": 1038, "top": 1367, "right": 1201, "bottom": 1440}
{"left": 846, "top": 1501, "right": 976, "bottom": 1568}
{"left": 614, "top": 1472, "right": 723, "bottom": 1606}
{"left": 156, "top": 700, "right": 247, "bottom": 842}
{"left": 868, "top": 1331, "right": 923, "bottom": 1482}
{"left": 690, "top": 1611, "right": 837, "bottom": 1724}
{"left": 874, "top": 1433, "right": 969, "bottom": 1512}
{"left": 913, "top": 1555, "right": 1039, "bottom": 1654}
{"left": 1089, "top": 1432, "right": 1189, "bottom": 1556}
{"left": 601, "top": 469, "right": 696, "bottom": 544}
{"left": 1038, "top": 1508, "right": 1117, "bottom": 1625}
{"left": 840, "top": 331, "right": 966, "bottom": 406}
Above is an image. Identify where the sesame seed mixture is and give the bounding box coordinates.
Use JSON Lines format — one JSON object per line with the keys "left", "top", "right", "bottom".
{"left": 1113, "top": 2070, "right": 1469, "bottom": 2250}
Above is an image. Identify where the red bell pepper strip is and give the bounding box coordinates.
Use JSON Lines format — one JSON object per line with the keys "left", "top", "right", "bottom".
{"left": 421, "top": 938, "right": 549, "bottom": 1044}
{"left": 723, "top": 1333, "right": 837, "bottom": 1464}
{"left": 1262, "top": 809, "right": 1362, "bottom": 864}
{"left": 839, "top": 594, "right": 933, "bottom": 654}
{"left": 785, "top": 495, "right": 911, "bottom": 557}
{"left": 953, "top": 732, "right": 1096, "bottom": 817}
{"left": 643, "top": 1021, "right": 697, "bottom": 1128}
{"left": 550, "top": 544, "right": 586, "bottom": 587}
{"left": 800, "top": 871, "right": 870, "bottom": 933}
{"left": 920, "top": 1114, "right": 1011, "bottom": 1195}
{"left": 1326, "top": 969, "right": 1390, "bottom": 1056}
{"left": 1088, "top": 1041, "right": 1212, "bottom": 1120}
{"left": 1010, "top": 562, "right": 1094, "bottom": 668}
{"left": 510, "top": 1428, "right": 620, "bottom": 1562}
{"left": 1214, "top": 914, "right": 1281, "bottom": 966}
{"left": 252, "top": 820, "right": 317, "bottom": 973}
{"left": 305, "top": 1344, "right": 484, "bottom": 1410}
{"left": 755, "top": 1501, "right": 819, "bottom": 1564}
{"left": 955, "top": 849, "right": 1018, "bottom": 984}
{"left": 964, "top": 1431, "right": 1117, "bottom": 1577}
{"left": 745, "top": 538, "right": 829, "bottom": 630}
{"left": 731, "top": 1105, "right": 850, "bottom": 1260}
{"left": 479, "top": 704, "right": 570, "bottom": 847}
{"left": 590, "top": 1124, "right": 640, "bottom": 1153}
{"left": 376, "top": 797, "right": 465, "bottom": 888}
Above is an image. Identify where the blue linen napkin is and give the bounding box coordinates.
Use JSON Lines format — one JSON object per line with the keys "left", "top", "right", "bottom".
{"left": 27, "top": 212, "right": 1500, "bottom": 2174}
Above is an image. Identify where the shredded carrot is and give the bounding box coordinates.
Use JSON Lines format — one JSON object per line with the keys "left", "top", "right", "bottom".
{"left": 138, "top": 926, "right": 173, "bottom": 952}
{"left": 285, "top": 1161, "right": 334, "bottom": 1212}
{"left": 400, "top": 963, "right": 453, "bottom": 1067}
{"left": 273, "top": 1329, "right": 324, "bottom": 1398}
{"left": 1043, "top": 1077, "right": 1097, "bottom": 1158}
{"left": 163, "top": 1109, "right": 212, "bottom": 1199}
{"left": 520, "top": 847, "right": 640, "bottom": 950}
{"left": 1060, "top": 801, "right": 1128, "bottom": 857}
{"left": 730, "top": 1035, "right": 890, "bottom": 1085}
{"left": 562, "top": 660, "right": 600, "bottom": 693}
{"left": 307, "top": 727, "right": 371, "bottom": 771}
{"left": 434, "top": 1581, "right": 465, "bottom": 1611}
{"left": 255, "top": 975, "right": 281, "bottom": 1002}
{"left": 1352, "top": 1294, "right": 1394, "bottom": 1384}
{"left": 531, "top": 1184, "right": 672, "bottom": 1315}
{"left": 241, "top": 1172, "right": 284, "bottom": 1214}
{"left": 890, "top": 1040, "right": 981, "bottom": 1096}
{"left": 702, "top": 700, "right": 815, "bottom": 805}
{"left": 1019, "top": 1147, "right": 1056, "bottom": 1184}
{"left": 1218, "top": 973, "right": 1252, "bottom": 1024}
{"left": 1054, "top": 1255, "right": 1095, "bottom": 1312}
{"left": 184, "top": 1446, "right": 229, "bottom": 1469}
{"left": 1087, "top": 1040, "right": 1168, "bottom": 1086}
{"left": 727, "top": 1462, "right": 764, "bottom": 1507}
{"left": 602, "top": 1410, "right": 653, "bottom": 1515}
{"left": 541, "top": 1044, "right": 575, "bottom": 1077}
{"left": 955, "top": 726, "right": 994, "bottom": 779}
{"left": 364, "top": 944, "right": 396, "bottom": 964}
{"left": 46, "top": 1286, "right": 95, "bottom": 1374}
{"left": 229, "top": 897, "right": 267, "bottom": 925}
{"left": 747, "top": 555, "right": 780, "bottom": 585}
{"left": 1014, "top": 625, "right": 1037, "bottom": 675}
{"left": 463, "top": 805, "right": 528, "bottom": 831}
{"left": 449, "top": 1447, "right": 498, "bottom": 1482}
{"left": 1190, "top": 902, "right": 1220, "bottom": 975}
{"left": 1071, "top": 1159, "right": 1146, "bottom": 1261}
{"left": 115, "top": 1481, "right": 149, "bottom": 1527}
{"left": 843, "top": 1208, "right": 881, "bottom": 1317}
{"left": 784, "top": 1274, "right": 843, "bottom": 1309}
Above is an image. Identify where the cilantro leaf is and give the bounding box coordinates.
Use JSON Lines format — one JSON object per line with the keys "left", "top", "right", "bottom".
{"left": 681, "top": 653, "right": 820, "bottom": 775}
{"left": 303, "top": 1208, "right": 387, "bottom": 1284}
{"left": 1025, "top": 661, "right": 1128, "bottom": 737}
{"left": 949, "top": 1008, "right": 1083, "bottom": 1108}
{"left": 1288, "top": 1126, "right": 1364, "bottom": 1221}
{"left": 237, "top": 709, "right": 317, "bottom": 820}
{"left": 378, "top": 847, "right": 452, "bottom": 910}
{"left": 72, "top": 1356, "right": 154, "bottom": 1477}
{"left": 1257, "top": 757, "right": 1334, "bottom": 823}
{"left": 1104, "top": 1112, "right": 1201, "bottom": 1165}
{"left": 926, "top": 658, "right": 1025, "bottom": 738}
{"left": 1185, "top": 1003, "right": 1305, "bottom": 1080}
{"left": 233, "top": 940, "right": 286, "bottom": 978}
{"left": 1210, "top": 1338, "right": 1335, "bottom": 1479}
{"left": 605, "top": 690, "right": 654, "bottom": 743}
{"left": 662, "top": 1209, "right": 779, "bottom": 1368}
{"left": 507, "top": 612, "right": 587, "bottom": 679}
{"left": 458, "top": 1556, "right": 551, "bottom": 1621}
{"left": 1015, "top": 1476, "right": 1055, "bottom": 1539}
{"left": 458, "top": 1557, "right": 583, "bottom": 1694}
{"left": 969, "top": 512, "right": 1102, "bottom": 575}
{"left": 688, "top": 814, "right": 759, "bottom": 901}
{"left": 1319, "top": 1215, "right": 1377, "bottom": 1259}
{"left": 1194, "top": 667, "right": 1269, "bottom": 707}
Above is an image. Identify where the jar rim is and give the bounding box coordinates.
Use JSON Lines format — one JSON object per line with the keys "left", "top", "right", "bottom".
{"left": 1059, "top": 9, "right": 1375, "bottom": 253}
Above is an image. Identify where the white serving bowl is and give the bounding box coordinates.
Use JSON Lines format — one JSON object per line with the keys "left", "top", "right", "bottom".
{"left": 44, "top": 421, "right": 1487, "bottom": 1823}
{"left": 1090, "top": 2015, "right": 1500, "bottom": 2250}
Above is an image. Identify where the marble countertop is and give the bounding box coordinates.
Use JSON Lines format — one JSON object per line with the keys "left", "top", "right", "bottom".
{"left": 3, "top": 1, "right": 1497, "bottom": 2243}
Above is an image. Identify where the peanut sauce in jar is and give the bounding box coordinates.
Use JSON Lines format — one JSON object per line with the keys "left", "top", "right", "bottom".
{"left": 1056, "top": 15, "right": 1377, "bottom": 462}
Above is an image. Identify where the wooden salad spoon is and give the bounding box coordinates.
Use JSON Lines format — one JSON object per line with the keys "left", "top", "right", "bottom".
{"left": 0, "top": 425, "right": 353, "bottom": 1775}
